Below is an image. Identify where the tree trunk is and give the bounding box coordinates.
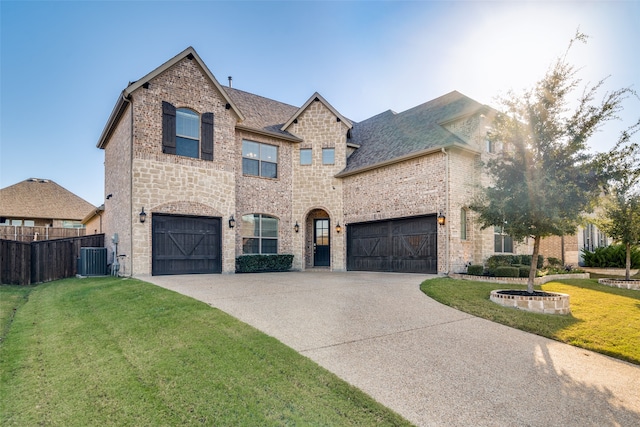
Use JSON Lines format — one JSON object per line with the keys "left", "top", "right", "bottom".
{"left": 626, "top": 242, "right": 631, "bottom": 281}
{"left": 528, "top": 235, "right": 541, "bottom": 293}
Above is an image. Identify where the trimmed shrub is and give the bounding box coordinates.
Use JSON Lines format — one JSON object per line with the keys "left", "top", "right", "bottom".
{"left": 486, "top": 254, "right": 544, "bottom": 274}
{"left": 467, "top": 264, "right": 484, "bottom": 276}
{"left": 236, "top": 254, "right": 294, "bottom": 273}
{"left": 494, "top": 266, "right": 519, "bottom": 278}
{"left": 546, "top": 257, "right": 563, "bottom": 267}
{"left": 519, "top": 255, "right": 544, "bottom": 269}
{"left": 582, "top": 244, "right": 640, "bottom": 269}
{"left": 518, "top": 266, "right": 530, "bottom": 278}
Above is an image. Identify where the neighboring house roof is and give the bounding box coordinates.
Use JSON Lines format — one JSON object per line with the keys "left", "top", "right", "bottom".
{"left": 223, "top": 87, "right": 303, "bottom": 142}
{"left": 281, "top": 92, "right": 353, "bottom": 131}
{"left": 0, "top": 178, "right": 96, "bottom": 221}
{"left": 337, "top": 91, "right": 487, "bottom": 177}
{"left": 97, "top": 46, "right": 245, "bottom": 149}
{"left": 82, "top": 204, "right": 104, "bottom": 224}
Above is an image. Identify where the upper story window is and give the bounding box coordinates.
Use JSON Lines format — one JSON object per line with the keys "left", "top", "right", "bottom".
{"left": 241, "top": 214, "right": 278, "bottom": 254}
{"left": 300, "top": 148, "right": 312, "bottom": 165}
{"left": 242, "top": 140, "right": 278, "bottom": 178}
{"left": 494, "top": 226, "right": 513, "bottom": 253}
{"left": 176, "top": 109, "right": 200, "bottom": 158}
{"left": 162, "top": 101, "right": 214, "bottom": 161}
{"left": 322, "top": 148, "right": 335, "bottom": 165}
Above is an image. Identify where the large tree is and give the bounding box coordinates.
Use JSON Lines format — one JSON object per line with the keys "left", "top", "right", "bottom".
{"left": 471, "top": 32, "right": 632, "bottom": 293}
{"left": 595, "top": 121, "right": 640, "bottom": 280}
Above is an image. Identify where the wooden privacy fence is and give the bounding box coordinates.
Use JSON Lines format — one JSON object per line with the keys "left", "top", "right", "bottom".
{"left": 0, "top": 234, "right": 105, "bottom": 285}
{"left": 0, "top": 225, "right": 87, "bottom": 242}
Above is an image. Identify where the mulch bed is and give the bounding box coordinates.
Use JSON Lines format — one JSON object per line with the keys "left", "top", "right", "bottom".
{"left": 496, "top": 290, "right": 557, "bottom": 297}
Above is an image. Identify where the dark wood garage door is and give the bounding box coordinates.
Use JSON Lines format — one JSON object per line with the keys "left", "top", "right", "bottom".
{"left": 347, "top": 215, "right": 438, "bottom": 273}
{"left": 152, "top": 214, "right": 221, "bottom": 275}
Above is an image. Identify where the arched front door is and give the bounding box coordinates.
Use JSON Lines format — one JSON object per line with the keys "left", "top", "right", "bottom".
{"left": 306, "top": 209, "right": 330, "bottom": 268}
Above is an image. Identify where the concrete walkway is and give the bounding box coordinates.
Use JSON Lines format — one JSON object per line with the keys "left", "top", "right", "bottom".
{"left": 145, "top": 271, "right": 640, "bottom": 427}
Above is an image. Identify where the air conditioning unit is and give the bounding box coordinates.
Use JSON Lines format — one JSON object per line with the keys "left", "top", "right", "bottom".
{"left": 78, "top": 247, "right": 107, "bottom": 276}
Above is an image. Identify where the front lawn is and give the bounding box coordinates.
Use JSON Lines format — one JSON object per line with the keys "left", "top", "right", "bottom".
{"left": 1, "top": 277, "right": 412, "bottom": 426}
{"left": 421, "top": 278, "right": 640, "bottom": 365}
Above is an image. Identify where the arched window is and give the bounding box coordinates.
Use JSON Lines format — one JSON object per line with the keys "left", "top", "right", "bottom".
{"left": 241, "top": 214, "right": 278, "bottom": 254}
{"left": 176, "top": 108, "right": 200, "bottom": 158}
{"left": 162, "top": 101, "right": 214, "bottom": 160}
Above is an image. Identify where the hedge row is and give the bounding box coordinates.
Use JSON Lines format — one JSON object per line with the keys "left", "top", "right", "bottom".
{"left": 236, "top": 254, "right": 294, "bottom": 273}
{"left": 486, "top": 254, "right": 543, "bottom": 272}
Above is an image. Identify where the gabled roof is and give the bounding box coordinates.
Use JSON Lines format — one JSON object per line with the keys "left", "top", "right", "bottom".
{"left": 0, "top": 178, "right": 96, "bottom": 221}
{"left": 282, "top": 92, "right": 353, "bottom": 131}
{"left": 223, "top": 87, "right": 303, "bottom": 142}
{"left": 97, "top": 47, "right": 244, "bottom": 149}
{"left": 337, "top": 91, "right": 487, "bottom": 177}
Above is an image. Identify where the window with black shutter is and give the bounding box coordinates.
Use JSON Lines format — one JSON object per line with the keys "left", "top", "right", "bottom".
{"left": 162, "top": 101, "right": 214, "bottom": 161}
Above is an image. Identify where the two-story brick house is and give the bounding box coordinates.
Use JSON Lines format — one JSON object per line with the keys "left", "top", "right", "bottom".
{"left": 97, "top": 47, "right": 529, "bottom": 276}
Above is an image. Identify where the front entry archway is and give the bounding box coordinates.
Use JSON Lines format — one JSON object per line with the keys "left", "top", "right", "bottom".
{"left": 305, "top": 209, "right": 330, "bottom": 269}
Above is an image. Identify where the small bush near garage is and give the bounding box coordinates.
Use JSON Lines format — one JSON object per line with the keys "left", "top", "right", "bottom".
{"left": 467, "top": 265, "right": 485, "bottom": 276}
{"left": 236, "top": 254, "right": 294, "bottom": 273}
{"left": 494, "top": 266, "right": 520, "bottom": 277}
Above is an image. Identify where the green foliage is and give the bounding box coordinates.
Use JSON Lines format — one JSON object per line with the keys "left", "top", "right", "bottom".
{"left": 0, "top": 278, "right": 412, "bottom": 426}
{"left": 494, "top": 266, "right": 520, "bottom": 277}
{"left": 518, "top": 266, "right": 531, "bottom": 278}
{"left": 486, "top": 255, "right": 543, "bottom": 273}
{"left": 581, "top": 244, "right": 640, "bottom": 268}
{"left": 236, "top": 254, "right": 294, "bottom": 273}
{"left": 595, "top": 122, "right": 640, "bottom": 247}
{"left": 546, "top": 257, "right": 563, "bottom": 267}
{"left": 420, "top": 277, "right": 640, "bottom": 364}
{"left": 470, "top": 31, "right": 632, "bottom": 291}
{"left": 467, "top": 264, "right": 485, "bottom": 276}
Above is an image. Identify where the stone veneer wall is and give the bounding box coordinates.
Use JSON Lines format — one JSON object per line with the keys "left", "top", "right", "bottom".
{"left": 103, "top": 104, "right": 132, "bottom": 269}
{"left": 126, "top": 57, "right": 238, "bottom": 274}
{"left": 288, "top": 100, "right": 348, "bottom": 271}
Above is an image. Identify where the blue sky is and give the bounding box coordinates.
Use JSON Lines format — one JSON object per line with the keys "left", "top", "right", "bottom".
{"left": 1, "top": 0, "right": 638, "bottom": 207}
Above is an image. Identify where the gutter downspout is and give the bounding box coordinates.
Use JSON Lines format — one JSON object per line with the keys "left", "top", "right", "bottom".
{"left": 121, "top": 92, "right": 134, "bottom": 277}
{"left": 441, "top": 147, "right": 450, "bottom": 274}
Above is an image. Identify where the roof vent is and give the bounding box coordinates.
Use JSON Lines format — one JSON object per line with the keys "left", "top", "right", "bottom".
{"left": 228, "top": 76, "right": 232, "bottom": 88}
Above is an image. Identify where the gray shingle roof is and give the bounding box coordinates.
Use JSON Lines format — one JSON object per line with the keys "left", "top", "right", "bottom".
{"left": 223, "top": 87, "right": 300, "bottom": 139}
{"left": 0, "top": 178, "right": 96, "bottom": 221}
{"left": 341, "top": 91, "right": 486, "bottom": 175}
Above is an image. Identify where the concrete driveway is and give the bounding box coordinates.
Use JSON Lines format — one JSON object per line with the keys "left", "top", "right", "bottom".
{"left": 145, "top": 271, "right": 640, "bottom": 427}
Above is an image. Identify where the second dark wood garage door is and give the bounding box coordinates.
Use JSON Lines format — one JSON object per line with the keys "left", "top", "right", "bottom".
{"left": 347, "top": 215, "right": 438, "bottom": 273}
{"left": 152, "top": 214, "right": 221, "bottom": 275}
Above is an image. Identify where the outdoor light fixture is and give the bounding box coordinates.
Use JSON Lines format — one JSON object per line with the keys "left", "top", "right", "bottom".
{"left": 294, "top": 221, "right": 300, "bottom": 233}
{"left": 437, "top": 212, "right": 446, "bottom": 226}
{"left": 139, "top": 207, "right": 147, "bottom": 223}
{"left": 228, "top": 215, "right": 236, "bottom": 229}
{"left": 335, "top": 223, "right": 342, "bottom": 233}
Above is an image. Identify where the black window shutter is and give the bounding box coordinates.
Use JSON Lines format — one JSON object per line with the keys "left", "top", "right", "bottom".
{"left": 162, "top": 101, "right": 176, "bottom": 155}
{"left": 201, "top": 112, "right": 214, "bottom": 161}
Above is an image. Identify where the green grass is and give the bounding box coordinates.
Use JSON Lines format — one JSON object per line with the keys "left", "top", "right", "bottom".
{"left": 1, "top": 277, "right": 412, "bottom": 426}
{"left": 421, "top": 277, "right": 640, "bottom": 365}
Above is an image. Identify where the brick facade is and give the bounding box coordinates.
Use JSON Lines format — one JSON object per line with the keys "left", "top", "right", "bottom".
{"left": 98, "top": 47, "right": 534, "bottom": 276}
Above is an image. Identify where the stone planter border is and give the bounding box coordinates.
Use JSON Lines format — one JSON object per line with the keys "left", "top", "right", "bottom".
{"left": 598, "top": 278, "right": 640, "bottom": 291}
{"left": 490, "top": 290, "right": 571, "bottom": 315}
{"left": 448, "top": 272, "right": 589, "bottom": 285}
